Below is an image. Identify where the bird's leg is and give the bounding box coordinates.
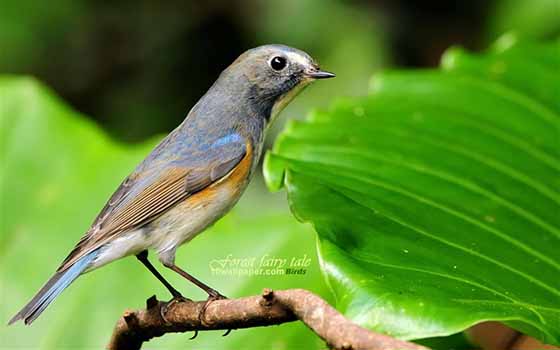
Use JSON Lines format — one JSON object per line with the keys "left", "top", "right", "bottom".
{"left": 165, "top": 263, "right": 226, "bottom": 299}
{"left": 136, "top": 251, "right": 183, "bottom": 298}
{"left": 164, "top": 263, "right": 228, "bottom": 327}
{"left": 136, "top": 251, "right": 191, "bottom": 323}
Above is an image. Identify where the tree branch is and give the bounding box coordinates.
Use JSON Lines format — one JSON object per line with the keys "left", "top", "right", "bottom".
{"left": 107, "top": 288, "right": 427, "bottom": 350}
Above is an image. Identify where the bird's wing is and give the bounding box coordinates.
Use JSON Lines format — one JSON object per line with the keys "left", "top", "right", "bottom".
{"left": 57, "top": 135, "right": 248, "bottom": 272}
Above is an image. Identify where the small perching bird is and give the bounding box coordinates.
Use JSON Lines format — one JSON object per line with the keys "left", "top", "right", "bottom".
{"left": 9, "top": 44, "right": 334, "bottom": 325}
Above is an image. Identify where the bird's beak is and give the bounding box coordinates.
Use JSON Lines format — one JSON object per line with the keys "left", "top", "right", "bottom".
{"left": 307, "top": 69, "right": 336, "bottom": 79}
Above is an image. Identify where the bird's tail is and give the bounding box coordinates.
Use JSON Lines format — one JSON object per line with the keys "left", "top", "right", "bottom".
{"left": 8, "top": 250, "right": 99, "bottom": 325}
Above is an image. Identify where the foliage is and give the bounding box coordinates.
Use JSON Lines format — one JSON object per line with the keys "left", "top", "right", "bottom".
{"left": 265, "top": 36, "right": 560, "bottom": 343}
{"left": 487, "top": 0, "right": 560, "bottom": 41}
{"left": 0, "top": 76, "right": 329, "bottom": 349}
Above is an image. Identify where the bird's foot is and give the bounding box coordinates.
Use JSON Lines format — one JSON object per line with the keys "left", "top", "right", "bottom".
{"left": 160, "top": 294, "right": 192, "bottom": 324}
{"left": 199, "top": 290, "right": 227, "bottom": 324}
{"left": 199, "top": 290, "right": 232, "bottom": 336}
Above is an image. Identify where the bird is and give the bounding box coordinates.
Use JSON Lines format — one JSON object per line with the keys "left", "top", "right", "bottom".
{"left": 8, "top": 44, "right": 335, "bottom": 325}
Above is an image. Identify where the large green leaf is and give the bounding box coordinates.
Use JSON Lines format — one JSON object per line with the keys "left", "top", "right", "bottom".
{"left": 264, "top": 36, "right": 560, "bottom": 343}
{"left": 0, "top": 76, "right": 329, "bottom": 349}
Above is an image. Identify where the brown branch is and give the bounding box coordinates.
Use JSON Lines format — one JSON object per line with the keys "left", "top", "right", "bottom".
{"left": 107, "top": 288, "right": 428, "bottom": 350}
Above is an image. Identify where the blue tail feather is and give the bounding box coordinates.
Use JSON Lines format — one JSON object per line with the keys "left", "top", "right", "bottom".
{"left": 8, "top": 250, "right": 99, "bottom": 325}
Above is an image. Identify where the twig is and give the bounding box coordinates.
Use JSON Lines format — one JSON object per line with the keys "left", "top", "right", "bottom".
{"left": 107, "top": 288, "right": 427, "bottom": 350}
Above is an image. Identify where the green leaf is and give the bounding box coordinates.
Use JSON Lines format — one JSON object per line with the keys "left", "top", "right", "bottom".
{"left": 0, "top": 76, "right": 329, "bottom": 349}
{"left": 264, "top": 36, "right": 560, "bottom": 344}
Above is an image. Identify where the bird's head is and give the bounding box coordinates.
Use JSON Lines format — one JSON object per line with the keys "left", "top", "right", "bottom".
{"left": 221, "top": 44, "right": 335, "bottom": 123}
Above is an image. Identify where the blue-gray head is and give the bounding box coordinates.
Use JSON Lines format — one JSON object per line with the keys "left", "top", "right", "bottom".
{"left": 212, "top": 44, "right": 335, "bottom": 123}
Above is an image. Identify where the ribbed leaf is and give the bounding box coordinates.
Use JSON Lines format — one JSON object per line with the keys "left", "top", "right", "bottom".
{"left": 264, "top": 36, "right": 560, "bottom": 343}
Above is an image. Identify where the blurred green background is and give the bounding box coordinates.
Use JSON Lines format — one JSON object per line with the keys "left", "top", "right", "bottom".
{"left": 1, "top": 0, "right": 559, "bottom": 349}
{"left": 2, "top": 0, "right": 559, "bottom": 143}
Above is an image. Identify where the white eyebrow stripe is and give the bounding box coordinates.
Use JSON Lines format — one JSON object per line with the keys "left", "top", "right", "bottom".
{"left": 285, "top": 51, "right": 311, "bottom": 67}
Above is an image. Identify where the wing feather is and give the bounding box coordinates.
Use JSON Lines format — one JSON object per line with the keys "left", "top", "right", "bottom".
{"left": 58, "top": 143, "right": 247, "bottom": 272}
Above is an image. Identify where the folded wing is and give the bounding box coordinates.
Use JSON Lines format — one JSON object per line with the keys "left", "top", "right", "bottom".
{"left": 58, "top": 133, "right": 248, "bottom": 272}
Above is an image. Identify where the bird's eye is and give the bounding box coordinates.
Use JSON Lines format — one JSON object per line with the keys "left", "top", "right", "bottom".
{"left": 270, "top": 56, "right": 287, "bottom": 71}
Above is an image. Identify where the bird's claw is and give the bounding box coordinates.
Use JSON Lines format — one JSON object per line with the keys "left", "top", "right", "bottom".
{"left": 199, "top": 291, "right": 232, "bottom": 335}
{"left": 160, "top": 292, "right": 232, "bottom": 338}
{"left": 160, "top": 294, "right": 191, "bottom": 324}
{"left": 199, "top": 291, "right": 226, "bottom": 324}
{"left": 189, "top": 330, "right": 199, "bottom": 340}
